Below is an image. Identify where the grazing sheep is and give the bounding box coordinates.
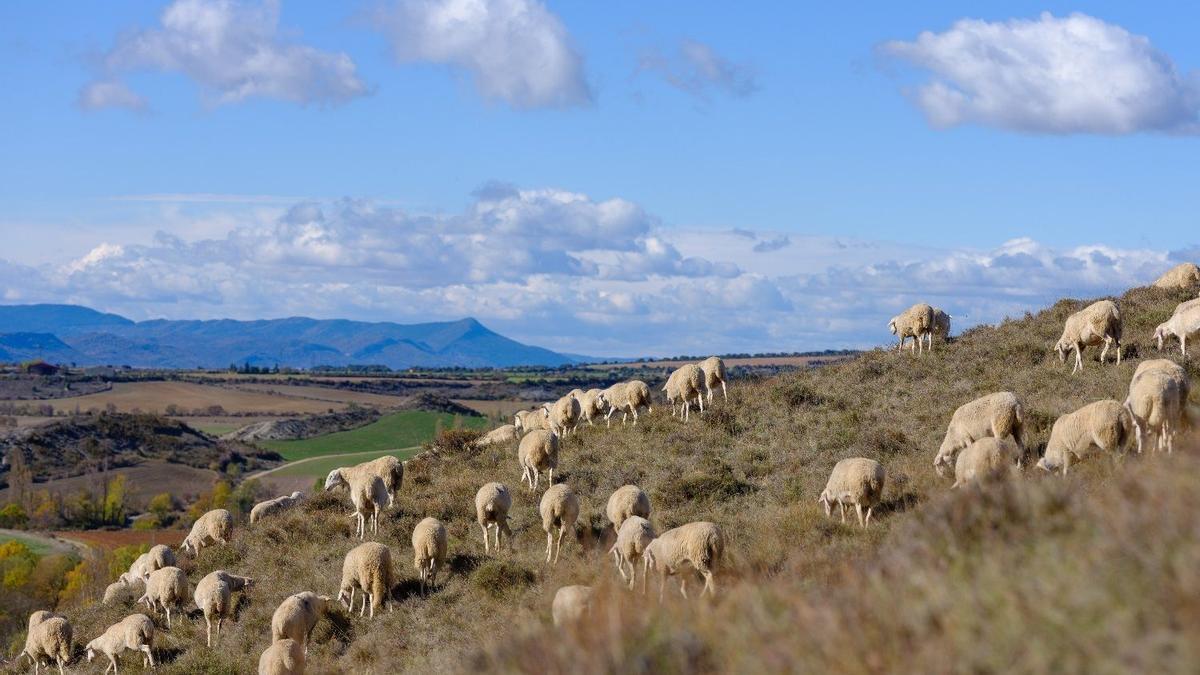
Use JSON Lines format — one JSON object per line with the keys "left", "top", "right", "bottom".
{"left": 543, "top": 394, "right": 582, "bottom": 437}
{"left": 952, "top": 437, "right": 1021, "bottom": 488}
{"left": 85, "top": 613, "right": 154, "bottom": 673}
{"left": 518, "top": 429, "right": 560, "bottom": 491}
{"left": 644, "top": 521, "right": 725, "bottom": 601}
{"left": 194, "top": 571, "right": 253, "bottom": 647}
{"left": 250, "top": 491, "right": 305, "bottom": 525}
{"left": 551, "top": 585, "right": 595, "bottom": 627}
{"left": 575, "top": 388, "right": 607, "bottom": 426}
{"left": 540, "top": 483, "right": 580, "bottom": 565}
{"left": 412, "top": 517, "right": 449, "bottom": 596}
{"left": 605, "top": 485, "right": 651, "bottom": 532}
{"left": 1125, "top": 360, "right": 1190, "bottom": 454}
{"left": 258, "top": 638, "right": 304, "bottom": 675}
{"left": 138, "top": 566, "right": 189, "bottom": 628}
{"left": 1153, "top": 298, "right": 1200, "bottom": 356}
{"left": 475, "top": 424, "right": 520, "bottom": 447}
{"left": 514, "top": 408, "right": 551, "bottom": 434}
{"left": 930, "top": 308, "right": 952, "bottom": 347}
{"left": 663, "top": 364, "right": 705, "bottom": 421}
{"left": 129, "top": 544, "right": 177, "bottom": 579}
{"left": 272, "top": 592, "right": 332, "bottom": 654}
{"left": 818, "top": 458, "right": 887, "bottom": 528}
{"left": 889, "top": 303, "right": 935, "bottom": 355}
{"left": 1037, "top": 400, "right": 1135, "bottom": 475}
{"left": 934, "top": 392, "right": 1025, "bottom": 477}
{"left": 324, "top": 469, "right": 388, "bottom": 540}
{"left": 474, "top": 482, "right": 513, "bottom": 554}
{"left": 599, "top": 380, "right": 653, "bottom": 427}
{"left": 609, "top": 516, "right": 657, "bottom": 592}
{"left": 336, "top": 542, "right": 393, "bottom": 618}
{"left": 1152, "top": 262, "right": 1200, "bottom": 290}
{"left": 699, "top": 356, "right": 728, "bottom": 403}
{"left": 103, "top": 576, "right": 145, "bottom": 605}
{"left": 1054, "top": 299, "right": 1122, "bottom": 373}
{"left": 19, "top": 612, "right": 72, "bottom": 675}
{"left": 356, "top": 454, "right": 405, "bottom": 507}
{"left": 181, "top": 508, "right": 233, "bottom": 557}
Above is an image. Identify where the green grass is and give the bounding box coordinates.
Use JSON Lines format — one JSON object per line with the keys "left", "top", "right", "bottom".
{"left": 0, "top": 530, "right": 63, "bottom": 557}
{"left": 191, "top": 423, "right": 240, "bottom": 436}
{"left": 261, "top": 410, "right": 487, "bottom": 461}
{"left": 267, "top": 447, "right": 424, "bottom": 479}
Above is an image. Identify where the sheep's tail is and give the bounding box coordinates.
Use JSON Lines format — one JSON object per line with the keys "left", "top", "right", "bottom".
{"left": 699, "top": 527, "right": 724, "bottom": 569}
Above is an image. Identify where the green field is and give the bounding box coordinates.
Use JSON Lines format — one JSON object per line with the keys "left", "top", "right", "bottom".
{"left": 266, "top": 447, "right": 423, "bottom": 479}
{"left": 262, "top": 410, "right": 487, "bottom": 461}
{"left": 0, "top": 530, "right": 69, "bottom": 557}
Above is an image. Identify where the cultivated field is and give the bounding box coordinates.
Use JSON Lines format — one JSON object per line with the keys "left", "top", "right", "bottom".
{"left": 52, "top": 528, "right": 184, "bottom": 552}
{"left": 586, "top": 354, "right": 850, "bottom": 369}
{"left": 22, "top": 381, "right": 349, "bottom": 416}
{"left": 227, "top": 382, "right": 409, "bottom": 407}
{"left": 260, "top": 410, "right": 488, "bottom": 461}
{"left": 454, "top": 398, "right": 535, "bottom": 419}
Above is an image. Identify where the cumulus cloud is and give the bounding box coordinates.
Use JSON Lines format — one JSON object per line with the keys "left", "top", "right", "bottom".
{"left": 370, "top": 0, "right": 591, "bottom": 109}
{"left": 882, "top": 12, "right": 1200, "bottom": 134}
{"left": 83, "top": 0, "right": 367, "bottom": 108}
{"left": 639, "top": 38, "right": 759, "bottom": 101}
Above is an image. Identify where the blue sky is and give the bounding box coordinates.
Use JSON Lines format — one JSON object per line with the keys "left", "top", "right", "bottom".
{"left": 1, "top": 1, "right": 1198, "bottom": 356}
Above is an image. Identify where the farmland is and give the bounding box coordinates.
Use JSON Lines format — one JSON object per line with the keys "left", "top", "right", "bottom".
{"left": 260, "top": 410, "right": 488, "bottom": 461}
{"left": 33, "top": 381, "right": 348, "bottom": 416}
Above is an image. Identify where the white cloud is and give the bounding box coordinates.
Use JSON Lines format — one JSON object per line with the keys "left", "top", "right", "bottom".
{"left": 882, "top": 12, "right": 1200, "bottom": 134}
{"left": 370, "top": 0, "right": 591, "bottom": 109}
{"left": 76, "top": 80, "right": 148, "bottom": 111}
{"left": 84, "top": 0, "right": 367, "bottom": 108}
{"left": 638, "top": 38, "right": 759, "bottom": 101}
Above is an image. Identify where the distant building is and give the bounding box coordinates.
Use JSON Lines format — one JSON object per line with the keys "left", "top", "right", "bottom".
{"left": 24, "top": 361, "right": 60, "bottom": 376}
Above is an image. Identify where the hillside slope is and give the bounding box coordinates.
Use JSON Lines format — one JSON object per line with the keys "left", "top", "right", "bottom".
{"left": 21, "top": 284, "right": 1200, "bottom": 673}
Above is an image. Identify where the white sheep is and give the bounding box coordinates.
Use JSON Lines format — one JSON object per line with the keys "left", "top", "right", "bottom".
{"left": 1054, "top": 299, "right": 1122, "bottom": 373}
{"left": 540, "top": 483, "right": 580, "bottom": 565}
{"left": 1152, "top": 262, "right": 1200, "bottom": 290}
{"left": 475, "top": 424, "right": 521, "bottom": 447}
{"left": 194, "top": 570, "right": 253, "bottom": 647}
{"left": 518, "top": 429, "right": 559, "bottom": 491}
{"left": 1153, "top": 298, "right": 1200, "bottom": 356}
{"left": 356, "top": 454, "right": 405, "bottom": 507}
{"left": 181, "top": 508, "right": 233, "bottom": 557}
{"left": 933, "top": 391, "right": 1025, "bottom": 477}
{"left": 103, "top": 576, "right": 145, "bottom": 605}
{"left": 1037, "top": 400, "right": 1135, "bottom": 475}
{"left": 609, "top": 516, "right": 657, "bottom": 592}
{"left": 951, "top": 437, "right": 1021, "bottom": 488}
{"left": 514, "top": 408, "right": 551, "bottom": 434}
{"left": 85, "top": 613, "right": 154, "bottom": 673}
{"left": 818, "top": 457, "right": 887, "bottom": 528}
{"left": 138, "top": 566, "right": 189, "bottom": 628}
{"left": 599, "top": 380, "right": 653, "bottom": 427}
{"left": 474, "top": 482, "right": 513, "bottom": 554}
{"left": 551, "top": 585, "right": 595, "bottom": 627}
{"left": 272, "top": 591, "right": 332, "bottom": 654}
{"left": 250, "top": 491, "right": 305, "bottom": 525}
{"left": 663, "top": 364, "right": 705, "bottom": 421}
{"left": 643, "top": 521, "right": 725, "bottom": 601}
{"left": 575, "top": 388, "right": 607, "bottom": 426}
{"left": 699, "top": 356, "right": 728, "bottom": 403}
{"left": 336, "top": 542, "right": 393, "bottom": 618}
{"left": 128, "top": 544, "right": 177, "bottom": 578}
{"left": 930, "top": 308, "right": 952, "bottom": 348}
{"left": 412, "top": 517, "right": 448, "bottom": 597}
{"left": 543, "top": 394, "right": 582, "bottom": 437}
{"left": 605, "top": 485, "right": 651, "bottom": 532}
{"left": 258, "top": 638, "right": 304, "bottom": 675}
{"left": 888, "top": 303, "right": 935, "bottom": 354}
{"left": 19, "top": 612, "right": 71, "bottom": 675}
{"left": 324, "top": 469, "right": 388, "bottom": 540}
{"left": 1125, "top": 360, "right": 1190, "bottom": 454}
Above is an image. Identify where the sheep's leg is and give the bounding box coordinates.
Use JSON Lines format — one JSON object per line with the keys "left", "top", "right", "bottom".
{"left": 838, "top": 502, "right": 846, "bottom": 523}
{"left": 855, "top": 503, "right": 865, "bottom": 528}
{"left": 548, "top": 468, "right": 554, "bottom": 486}
{"left": 679, "top": 577, "right": 688, "bottom": 599}
{"left": 480, "top": 522, "right": 490, "bottom": 554}
{"left": 205, "top": 616, "right": 212, "bottom": 647}
{"left": 142, "top": 644, "right": 154, "bottom": 667}
{"left": 1100, "top": 339, "right": 1110, "bottom": 364}
{"left": 166, "top": 606, "right": 172, "bottom": 628}
{"left": 106, "top": 656, "right": 117, "bottom": 674}
{"left": 545, "top": 530, "right": 554, "bottom": 564}
{"left": 865, "top": 507, "right": 873, "bottom": 528}
{"left": 555, "top": 526, "right": 566, "bottom": 564}
{"left": 702, "top": 570, "right": 717, "bottom": 597}
{"left": 631, "top": 407, "right": 639, "bottom": 426}
{"left": 721, "top": 381, "right": 727, "bottom": 401}
{"left": 643, "top": 559, "right": 650, "bottom": 596}
{"left": 659, "top": 571, "right": 667, "bottom": 603}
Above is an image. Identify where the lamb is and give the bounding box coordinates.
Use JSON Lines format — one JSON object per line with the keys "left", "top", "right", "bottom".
{"left": 663, "top": 364, "right": 705, "bottom": 421}
{"left": 412, "top": 517, "right": 448, "bottom": 596}
{"left": 643, "top": 521, "right": 725, "bottom": 601}
{"left": 513, "top": 408, "right": 551, "bottom": 434}
{"left": 137, "top": 566, "right": 189, "bottom": 628}
{"left": 181, "top": 508, "right": 233, "bottom": 557}
{"left": 194, "top": 570, "right": 253, "bottom": 647}
{"left": 699, "top": 356, "right": 728, "bottom": 403}
{"left": 551, "top": 585, "right": 595, "bottom": 627}
{"left": 103, "top": 575, "right": 145, "bottom": 605}
{"left": 1152, "top": 262, "right": 1200, "bottom": 290}
{"left": 888, "top": 303, "right": 935, "bottom": 354}
{"left": 272, "top": 592, "right": 332, "bottom": 653}
{"left": 930, "top": 308, "right": 952, "bottom": 347}
{"left": 599, "top": 380, "right": 653, "bottom": 427}
{"left": 85, "top": 613, "right": 154, "bottom": 673}
{"left": 258, "top": 638, "right": 304, "bottom": 675}
{"left": 933, "top": 392, "right": 1025, "bottom": 477}
{"left": 475, "top": 424, "right": 520, "bottom": 447}
{"left": 1054, "top": 299, "right": 1122, "bottom": 373}
{"left": 518, "top": 429, "right": 559, "bottom": 491}
{"left": 540, "top": 483, "right": 580, "bottom": 565}
{"left": 1153, "top": 298, "right": 1200, "bottom": 356}
{"left": 543, "top": 394, "right": 582, "bottom": 437}
{"left": 19, "top": 612, "right": 72, "bottom": 675}
{"left": 324, "top": 469, "right": 388, "bottom": 539}
{"left": 575, "top": 388, "right": 607, "bottom": 426}
{"left": 951, "top": 437, "right": 1021, "bottom": 488}
{"left": 336, "top": 542, "right": 393, "bottom": 618}
{"left": 609, "top": 516, "right": 657, "bottom": 592}
{"left": 474, "top": 482, "right": 513, "bottom": 554}
{"left": 1036, "top": 400, "right": 1135, "bottom": 475}
{"left": 250, "top": 491, "right": 305, "bottom": 525}
{"left": 818, "top": 458, "right": 887, "bottom": 528}
{"left": 1125, "top": 360, "right": 1190, "bottom": 454}
{"left": 605, "top": 485, "right": 651, "bottom": 532}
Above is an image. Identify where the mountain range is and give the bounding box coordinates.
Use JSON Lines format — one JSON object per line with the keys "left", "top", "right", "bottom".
{"left": 0, "top": 304, "right": 576, "bottom": 369}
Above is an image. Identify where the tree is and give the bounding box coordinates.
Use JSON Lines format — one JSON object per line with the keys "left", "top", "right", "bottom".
{"left": 148, "top": 493, "right": 173, "bottom": 520}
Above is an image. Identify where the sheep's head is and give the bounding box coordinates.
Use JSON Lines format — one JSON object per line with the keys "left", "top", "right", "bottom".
{"left": 1054, "top": 340, "right": 1069, "bottom": 362}
{"left": 596, "top": 391, "right": 610, "bottom": 410}
{"left": 933, "top": 440, "right": 958, "bottom": 478}
{"left": 513, "top": 412, "right": 526, "bottom": 432}
{"left": 86, "top": 646, "right": 97, "bottom": 662}
{"left": 817, "top": 491, "right": 832, "bottom": 517}
{"left": 180, "top": 538, "right": 197, "bottom": 558}
{"left": 290, "top": 491, "right": 304, "bottom": 500}
{"left": 323, "top": 469, "right": 347, "bottom": 492}
{"left": 1035, "top": 456, "right": 1058, "bottom": 473}
{"left": 1153, "top": 324, "right": 1168, "bottom": 350}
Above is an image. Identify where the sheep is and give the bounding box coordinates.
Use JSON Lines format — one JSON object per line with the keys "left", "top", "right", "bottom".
{"left": 324, "top": 469, "right": 388, "bottom": 540}
{"left": 250, "top": 491, "right": 305, "bottom": 524}
{"left": 663, "top": 364, "right": 705, "bottom": 421}
{"left": 609, "top": 516, "right": 657, "bottom": 592}
{"left": 272, "top": 592, "right": 332, "bottom": 654}
{"left": 1152, "top": 262, "right": 1200, "bottom": 290}
{"left": 1153, "top": 298, "right": 1200, "bottom": 356}
{"left": 933, "top": 391, "right": 1025, "bottom": 477}
{"left": 699, "top": 356, "right": 728, "bottom": 403}
{"left": 194, "top": 570, "right": 253, "bottom": 647}
{"left": 103, "top": 576, "right": 145, "bottom": 605}
{"left": 543, "top": 394, "right": 582, "bottom": 437}
{"left": 575, "top": 388, "right": 607, "bottom": 426}
{"left": 930, "top": 308, "right": 952, "bottom": 348}
{"left": 412, "top": 517, "right": 449, "bottom": 597}
{"left": 514, "top": 408, "right": 551, "bottom": 434}
{"left": 605, "top": 485, "right": 651, "bottom": 532}
{"left": 518, "top": 429, "right": 559, "bottom": 491}
{"left": 599, "top": 380, "right": 653, "bottom": 427}
{"left": 643, "top": 521, "right": 725, "bottom": 601}
{"left": 951, "top": 437, "right": 1021, "bottom": 488}
{"left": 1125, "top": 361, "right": 1190, "bottom": 454}
{"left": 181, "top": 508, "right": 233, "bottom": 557}
{"left": 818, "top": 457, "right": 887, "bottom": 528}
{"left": 19, "top": 612, "right": 72, "bottom": 675}
{"left": 540, "top": 483, "right": 580, "bottom": 565}
{"left": 1037, "top": 400, "right": 1135, "bottom": 475}
{"left": 551, "top": 585, "right": 594, "bottom": 627}
{"left": 356, "top": 454, "right": 405, "bottom": 507}
{"left": 258, "top": 638, "right": 304, "bottom": 675}
{"left": 1054, "top": 299, "right": 1122, "bottom": 373}
{"left": 128, "top": 543, "right": 176, "bottom": 578}
{"left": 137, "top": 566, "right": 189, "bottom": 628}
{"left": 474, "top": 482, "right": 513, "bottom": 554}
{"left": 475, "top": 424, "right": 520, "bottom": 447}
{"left": 888, "top": 303, "right": 935, "bottom": 354}
{"left": 336, "top": 542, "right": 393, "bottom": 618}
{"left": 85, "top": 613, "right": 154, "bottom": 673}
